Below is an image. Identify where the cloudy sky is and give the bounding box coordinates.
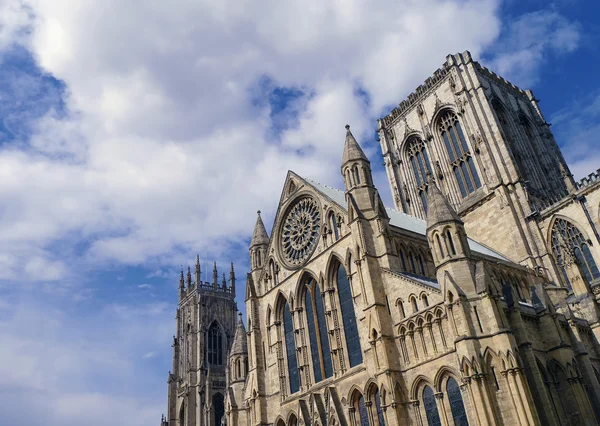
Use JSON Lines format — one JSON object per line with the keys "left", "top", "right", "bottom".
{"left": 0, "top": 0, "right": 599, "bottom": 424}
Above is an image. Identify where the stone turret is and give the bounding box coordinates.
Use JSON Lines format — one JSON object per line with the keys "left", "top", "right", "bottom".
{"left": 229, "top": 313, "right": 248, "bottom": 382}
{"left": 426, "top": 180, "right": 471, "bottom": 267}
{"left": 250, "top": 211, "right": 269, "bottom": 283}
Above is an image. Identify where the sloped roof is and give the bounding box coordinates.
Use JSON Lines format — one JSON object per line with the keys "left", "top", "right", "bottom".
{"left": 250, "top": 211, "right": 269, "bottom": 247}
{"left": 425, "top": 182, "right": 462, "bottom": 228}
{"left": 341, "top": 125, "right": 369, "bottom": 166}
{"left": 230, "top": 314, "right": 247, "bottom": 356}
{"left": 304, "top": 177, "right": 509, "bottom": 262}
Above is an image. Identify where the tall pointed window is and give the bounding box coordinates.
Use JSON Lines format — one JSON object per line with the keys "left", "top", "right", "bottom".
{"left": 423, "top": 386, "right": 442, "bottom": 426}
{"left": 447, "top": 378, "right": 469, "bottom": 425}
{"left": 283, "top": 300, "right": 300, "bottom": 393}
{"left": 208, "top": 322, "right": 223, "bottom": 365}
{"left": 551, "top": 218, "right": 600, "bottom": 285}
{"left": 355, "top": 393, "right": 370, "bottom": 426}
{"left": 336, "top": 263, "right": 363, "bottom": 367}
{"left": 305, "top": 277, "right": 333, "bottom": 383}
{"left": 406, "top": 137, "right": 433, "bottom": 213}
{"left": 329, "top": 212, "right": 340, "bottom": 241}
{"left": 439, "top": 111, "right": 481, "bottom": 197}
{"left": 374, "top": 387, "right": 386, "bottom": 426}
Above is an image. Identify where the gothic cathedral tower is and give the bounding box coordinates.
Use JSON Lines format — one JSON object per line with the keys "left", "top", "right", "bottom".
{"left": 166, "top": 257, "right": 238, "bottom": 426}
{"left": 377, "top": 51, "right": 583, "bottom": 286}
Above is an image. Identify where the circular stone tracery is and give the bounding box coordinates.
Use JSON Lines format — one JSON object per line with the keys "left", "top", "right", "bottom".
{"left": 280, "top": 197, "right": 321, "bottom": 267}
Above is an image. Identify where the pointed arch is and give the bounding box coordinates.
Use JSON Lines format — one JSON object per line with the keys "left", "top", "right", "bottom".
{"left": 349, "top": 387, "right": 369, "bottom": 426}
{"left": 331, "top": 257, "right": 362, "bottom": 368}
{"left": 275, "top": 291, "right": 300, "bottom": 395}
{"left": 436, "top": 108, "right": 481, "bottom": 197}
{"left": 287, "top": 411, "right": 299, "bottom": 426}
{"left": 207, "top": 320, "right": 224, "bottom": 365}
{"left": 548, "top": 215, "right": 600, "bottom": 285}
{"left": 301, "top": 271, "right": 333, "bottom": 383}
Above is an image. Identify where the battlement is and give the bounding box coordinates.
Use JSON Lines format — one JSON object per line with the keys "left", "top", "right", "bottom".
{"left": 577, "top": 169, "right": 600, "bottom": 190}
{"left": 380, "top": 65, "right": 450, "bottom": 128}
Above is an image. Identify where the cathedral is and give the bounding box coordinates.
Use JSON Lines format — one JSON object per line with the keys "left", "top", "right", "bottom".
{"left": 161, "top": 51, "right": 600, "bottom": 426}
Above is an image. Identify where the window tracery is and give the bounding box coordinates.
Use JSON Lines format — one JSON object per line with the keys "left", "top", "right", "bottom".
{"left": 304, "top": 277, "right": 333, "bottom": 383}
{"left": 283, "top": 300, "right": 300, "bottom": 394}
{"left": 208, "top": 322, "right": 223, "bottom": 365}
{"left": 438, "top": 111, "right": 481, "bottom": 197}
{"left": 551, "top": 218, "right": 600, "bottom": 286}
{"left": 336, "top": 262, "right": 362, "bottom": 367}
{"left": 406, "top": 137, "right": 433, "bottom": 212}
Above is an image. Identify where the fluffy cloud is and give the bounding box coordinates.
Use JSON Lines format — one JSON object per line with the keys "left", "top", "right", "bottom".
{"left": 486, "top": 10, "right": 580, "bottom": 86}
{"left": 0, "top": 0, "right": 506, "bottom": 281}
{"left": 0, "top": 0, "right": 586, "bottom": 424}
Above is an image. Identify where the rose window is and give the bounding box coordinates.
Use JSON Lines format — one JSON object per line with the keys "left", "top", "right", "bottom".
{"left": 280, "top": 197, "right": 321, "bottom": 267}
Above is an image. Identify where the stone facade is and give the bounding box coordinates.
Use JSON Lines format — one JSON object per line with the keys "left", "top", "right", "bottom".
{"left": 163, "top": 52, "right": 600, "bottom": 426}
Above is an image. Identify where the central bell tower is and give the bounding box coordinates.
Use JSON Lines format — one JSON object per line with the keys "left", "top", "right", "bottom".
{"left": 166, "top": 256, "right": 238, "bottom": 426}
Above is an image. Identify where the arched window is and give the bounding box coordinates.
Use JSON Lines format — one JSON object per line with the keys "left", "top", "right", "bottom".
{"left": 446, "top": 230, "right": 456, "bottom": 255}
{"left": 374, "top": 387, "right": 386, "bottom": 426}
{"left": 398, "top": 300, "right": 406, "bottom": 319}
{"left": 305, "top": 277, "right": 333, "bottom": 383}
{"left": 436, "top": 235, "right": 445, "bottom": 258}
{"left": 408, "top": 252, "right": 416, "bottom": 273}
{"left": 236, "top": 358, "right": 241, "bottom": 378}
{"left": 269, "top": 260, "right": 278, "bottom": 286}
{"left": 423, "top": 386, "right": 442, "bottom": 426}
{"left": 283, "top": 300, "right": 300, "bottom": 394}
{"left": 179, "top": 402, "right": 185, "bottom": 426}
{"left": 399, "top": 249, "right": 407, "bottom": 271}
{"left": 439, "top": 111, "right": 481, "bottom": 197}
{"left": 354, "top": 393, "right": 369, "bottom": 426}
{"left": 336, "top": 263, "right": 363, "bottom": 367}
{"left": 213, "top": 393, "right": 225, "bottom": 426}
{"left": 447, "top": 378, "right": 469, "bottom": 425}
{"left": 329, "top": 212, "right": 340, "bottom": 241}
{"left": 421, "top": 294, "right": 429, "bottom": 307}
{"left": 289, "top": 414, "right": 298, "bottom": 426}
{"left": 353, "top": 165, "right": 361, "bottom": 185}
{"left": 406, "top": 137, "right": 433, "bottom": 212}
{"left": 551, "top": 218, "right": 600, "bottom": 285}
{"left": 208, "top": 322, "right": 223, "bottom": 365}
{"left": 416, "top": 253, "right": 425, "bottom": 275}
{"left": 410, "top": 296, "right": 418, "bottom": 313}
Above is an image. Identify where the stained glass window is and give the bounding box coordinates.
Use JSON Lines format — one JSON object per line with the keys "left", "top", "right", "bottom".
{"left": 375, "top": 388, "right": 386, "bottom": 426}
{"left": 439, "top": 112, "right": 481, "bottom": 197}
{"left": 208, "top": 322, "right": 223, "bottom": 365}
{"left": 551, "top": 218, "right": 600, "bottom": 285}
{"left": 330, "top": 213, "right": 340, "bottom": 241}
{"left": 447, "top": 378, "right": 469, "bottom": 426}
{"left": 305, "top": 278, "right": 333, "bottom": 383}
{"left": 284, "top": 301, "right": 300, "bottom": 394}
{"left": 213, "top": 393, "right": 225, "bottom": 426}
{"left": 356, "top": 394, "right": 370, "bottom": 426}
{"left": 337, "top": 264, "right": 362, "bottom": 367}
{"left": 423, "top": 386, "right": 442, "bottom": 426}
{"left": 407, "top": 137, "right": 432, "bottom": 213}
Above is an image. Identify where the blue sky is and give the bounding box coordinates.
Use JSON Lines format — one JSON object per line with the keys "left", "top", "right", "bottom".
{"left": 0, "top": 0, "right": 599, "bottom": 424}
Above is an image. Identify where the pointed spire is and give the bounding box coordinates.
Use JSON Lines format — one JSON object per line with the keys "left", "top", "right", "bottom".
{"left": 222, "top": 273, "right": 227, "bottom": 289}
{"left": 212, "top": 261, "right": 218, "bottom": 287}
{"left": 425, "top": 180, "right": 462, "bottom": 230}
{"left": 187, "top": 266, "right": 192, "bottom": 286}
{"left": 230, "top": 312, "right": 248, "bottom": 356}
{"left": 229, "top": 263, "right": 236, "bottom": 295}
{"left": 341, "top": 124, "right": 369, "bottom": 166}
{"left": 179, "top": 269, "right": 185, "bottom": 298}
{"left": 250, "top": 210, "right": 269, "bottom": 247}
{"left": 195, "top": 254, "right": 201, "bottom": 285}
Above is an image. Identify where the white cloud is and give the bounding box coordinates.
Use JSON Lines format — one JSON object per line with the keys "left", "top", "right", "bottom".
{"left": 0, "top": 1, "right": 589, "bottom": 424}
{"left": 486, "top": 10, "right": 580, "bottom": 86}
{"left": 0, "top": 0, "right": 506, "bottom": 282}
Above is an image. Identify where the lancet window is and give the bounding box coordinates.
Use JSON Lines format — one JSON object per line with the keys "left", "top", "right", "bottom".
{"left": 551, "top": 218, "right": 600, "bottom": 286}
{"left": 283, "top": 300, "right": 300, "bottom": 394}
{"left": 423, "top": 386, "right": 442, "bottom": 426}
{"left": 447, "top": 378, "right": 468, "bottom": 425}
{"left": 438, "top": 111, "right": 481, "bottom": 197}
{"left": 406, "top": 137, "right": 433, "bottom": 212}
{"left": 304, "top": 277, "right": 333, "bottom": 383}
{"left": 207, "top": 322, "right": 223, "bottom": 365}
{"left": 335, "top": 262, "right": 363, "bottom": 367}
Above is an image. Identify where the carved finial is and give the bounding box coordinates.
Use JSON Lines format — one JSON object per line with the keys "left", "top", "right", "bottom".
{"left": 257, "top": 210, "right": 261, "bottom": 216}
{"left": 187, "top": 266, "right": 192, "bottom": 286}
{"left": 345, "top": 124, "right": 350, "bottom": 130}
{"left": 212, "top": 261, "right": 218, "bottom": 286}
